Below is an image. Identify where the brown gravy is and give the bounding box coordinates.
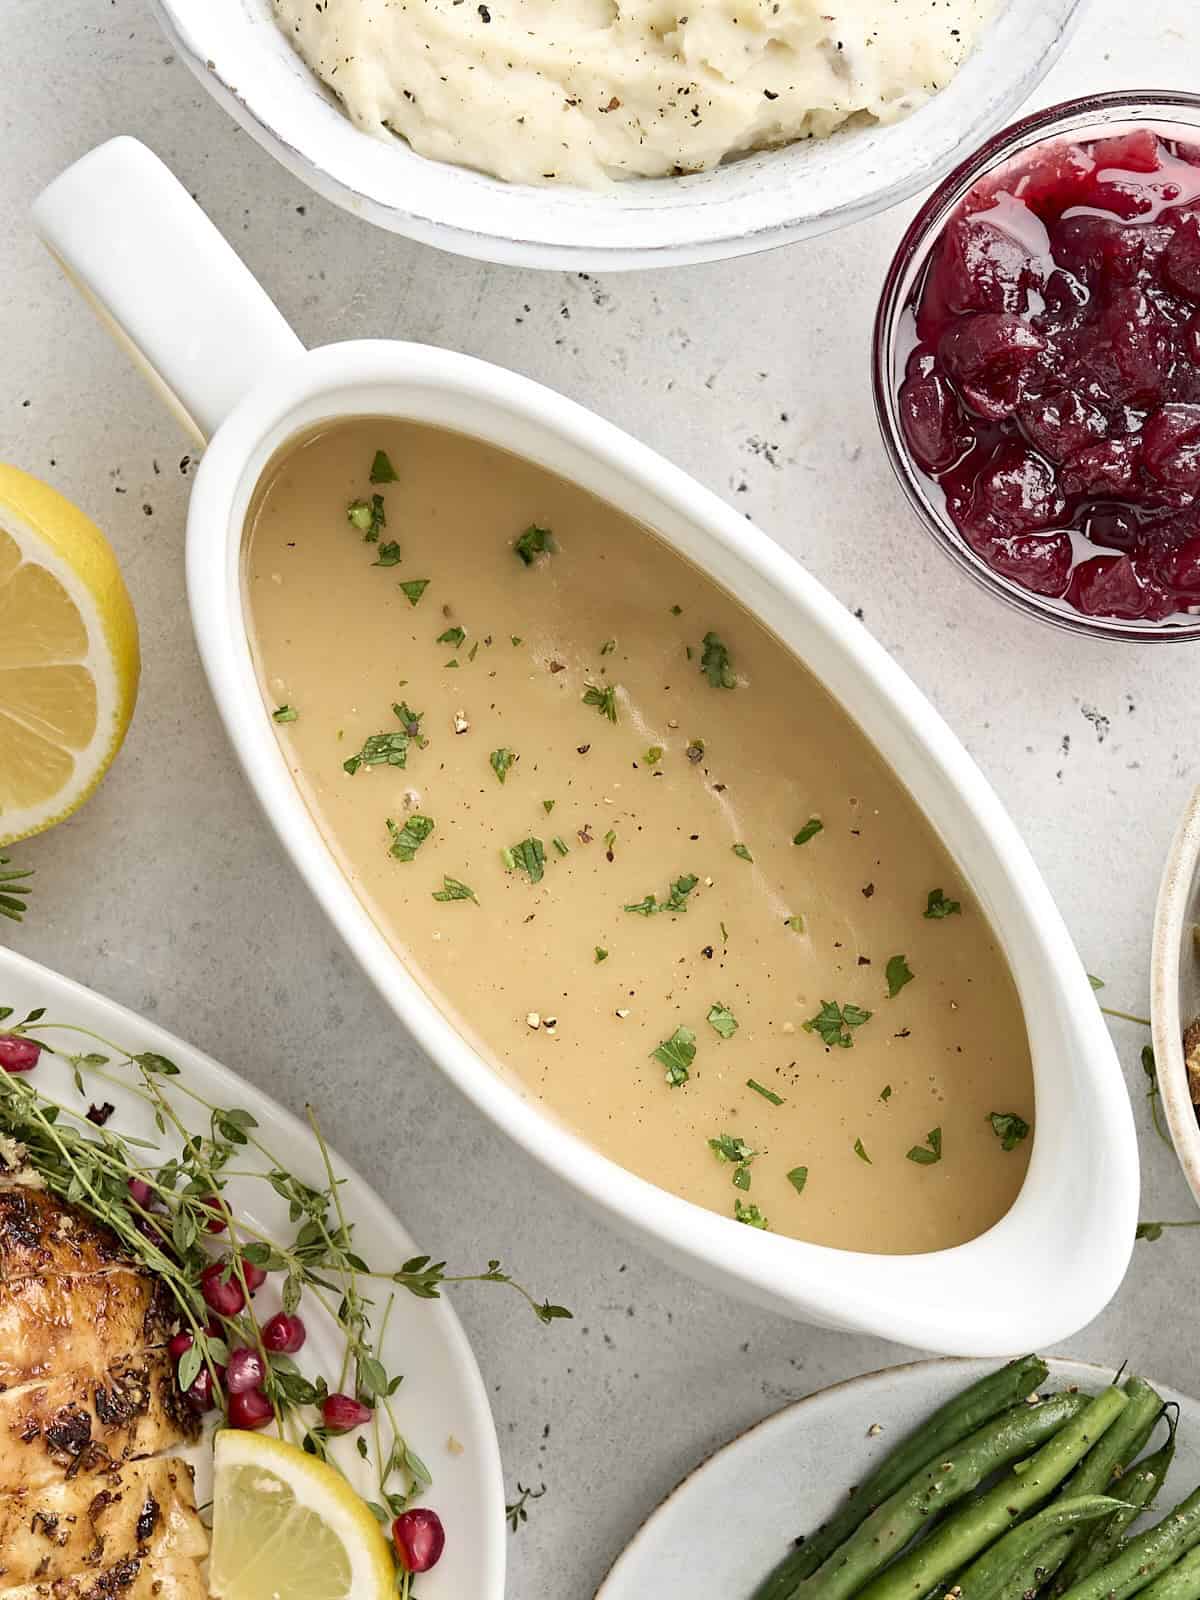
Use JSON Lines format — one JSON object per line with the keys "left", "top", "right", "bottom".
{"left": 244, "top": 419, "right": 1034, "bottom": 1253}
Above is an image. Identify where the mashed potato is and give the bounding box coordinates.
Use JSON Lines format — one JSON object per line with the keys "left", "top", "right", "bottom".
{"left": 273, "top": 0, "right": 997, "bottom": 187}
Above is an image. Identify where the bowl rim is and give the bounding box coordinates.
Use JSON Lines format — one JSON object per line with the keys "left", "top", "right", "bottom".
{"left": 184, "top": 336, "right": 1139, "bottom": 1352}
{"left": 1151, "top": 782, "right": 1200, "bottom": 1209}
{"left": 872, "top": 88, "right": 1200, "bottom": 643}
{"left": 149, "top": 0, "right": 1088, "bottom": 269}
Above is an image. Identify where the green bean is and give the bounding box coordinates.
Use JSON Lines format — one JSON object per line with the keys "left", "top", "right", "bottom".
{"left": 1054, "top": 1484, "right": 1200, "bottom": 1600}
{"left": 1128, "top": 1545, "right": 1200, "bottom": 1600}
{"left": 1003, "top": 1379, "right": 1164, "bottom": 1600}
{"left": 853, "top": 1387, "right": 1128, "bottom": 1600}
{"left": 954, "top": 1498, "right": 1130, "bottom": 1600}
{"left": 750, "top": 1358, "right": 1052, "bottom": 1600}
{"left": 1056, "top": 1437, "right": 1178, "bottom": 1595}
{"left": 780, "top": 1392, "right": 1091, "bottom": 1600}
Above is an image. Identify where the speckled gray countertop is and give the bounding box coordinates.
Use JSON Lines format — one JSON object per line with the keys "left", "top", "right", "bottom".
{"left": 3, "top": 2, "right": 1199, "bottom": 1595}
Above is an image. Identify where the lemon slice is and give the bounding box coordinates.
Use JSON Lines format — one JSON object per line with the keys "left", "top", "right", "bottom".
{"left": 0, "top": 465, "right": 139, "bottom": 845}
{"left": 209, "top": 1431, "right": 396, "bottom": 1600}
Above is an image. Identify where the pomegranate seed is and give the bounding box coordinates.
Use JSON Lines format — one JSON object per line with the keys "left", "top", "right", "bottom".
{"left": 199, "top": 1260, "right": 245, "bottom": 1318}
{"left": 228, "top": 1387, "right": 274, "bottom": 1430}
{"left": 392, "top": 1508, "right": 445, "bottom": 1574}
{"left": 262, "top": 1312, "right": 306, "bottom": 1354}
{"left": 225, "top": 1347, "right": 267, "bottom": 1395}
{"left": 169, "top": 1331, "right": 195, "bottom": 1361}
{"left": 127, "top": 1176, "right": 154, "bottom": 1209}
{"left": 199, "top": 1194, "right": 228, "bottom": 1234}
{"left": 322, "top": 1393, "right": 372, "bottom": 1432}
{"left": 239, "top": 1258, "right": 267, "bottom": 1293}
{"left": 185, "top": 1365, "right": 217, "bottom": 1413}
{"left": 0, "top": 1036, "right": 41, "bottom": 1073}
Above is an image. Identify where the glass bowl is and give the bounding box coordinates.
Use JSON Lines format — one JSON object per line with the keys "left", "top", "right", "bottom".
{"left": 873, "top": 91, "right": 1200, "bottom": 642}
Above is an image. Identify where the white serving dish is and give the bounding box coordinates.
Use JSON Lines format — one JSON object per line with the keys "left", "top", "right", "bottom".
{"left": 148, "top": 0, "right": 1088, "bottom": 270}
{"left": 1151, "top": 784, "right": 1200, "bottom": 1209}
{"left": 0, "top": 944, "right": 505, "bottom": 1600}
{"left": 33, "top": 136, "right": 1138, "bottom": 1354}
{"left": 596, "top": 1357, "right": 1185, "bottom": 1600}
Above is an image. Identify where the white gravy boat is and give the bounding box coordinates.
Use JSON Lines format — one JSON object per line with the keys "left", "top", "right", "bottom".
{"left": 33, "top": 137, "right": 1138, "bottom": 1354}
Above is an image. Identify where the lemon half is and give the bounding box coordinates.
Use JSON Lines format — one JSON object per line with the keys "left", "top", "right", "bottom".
{"left": 209, "top": 1431, "right": 396, "bottom": 1600}
{"left": 0, "top": 465, "right": 140, "bottom": 846}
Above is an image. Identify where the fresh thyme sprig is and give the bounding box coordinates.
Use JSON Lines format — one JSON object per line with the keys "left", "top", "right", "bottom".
{"left": 0, "top": 1007, "right": 570, "bottom": 1527}
{"left": 0, "top": 855, "right": 33, "bottom": 922}
{"left": 505, "top": 1480, "right": 547, "bottom": 1532}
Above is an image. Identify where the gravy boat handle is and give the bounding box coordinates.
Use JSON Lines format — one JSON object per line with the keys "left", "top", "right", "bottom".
{"left": 31, "top": 136, "right": 305, "bottom": 444}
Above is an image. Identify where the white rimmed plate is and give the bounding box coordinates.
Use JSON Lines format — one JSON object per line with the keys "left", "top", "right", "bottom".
{"left": 1152, "top": 784, "right": 1200, "bottom": 1212}
{"left": 0, "top": 944, "right": 504, "bottom": 1600}
{"left": 595, "top": 1357, "right": 1194, "bottom": 1600}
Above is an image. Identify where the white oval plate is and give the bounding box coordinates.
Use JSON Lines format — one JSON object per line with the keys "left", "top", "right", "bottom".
{"left": 0, "top": 944, "right": 505, "bottom": 1600}
{"left": 596, "top": 1357, "right": 1193, "bottom": 1600}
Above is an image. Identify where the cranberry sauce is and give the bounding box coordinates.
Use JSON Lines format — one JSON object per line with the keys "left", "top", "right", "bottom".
{"left": 899, "top": 127, "right": 1200, "bottom": 622}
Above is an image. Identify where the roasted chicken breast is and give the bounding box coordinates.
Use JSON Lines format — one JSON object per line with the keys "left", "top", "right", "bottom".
{"left": 0, "top": 1271, "right": 173, "bottom": 1387}
{"left": 0, "top": 1189, "right": 128, "bottom": 1282}
{"left": 0, "top": 1555, "right": 208, "bottom": 1599}
{"left": 0, "top": 1457, "right": 206, "bottom": 1588}
{"left": 0, "top": 1350, "right": 198, "bottom": 1495}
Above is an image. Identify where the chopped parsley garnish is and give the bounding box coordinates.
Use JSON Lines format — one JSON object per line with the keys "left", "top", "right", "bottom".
{"left": 643, "top": 746, "right": 664, "bottom": 765}
{"left": 670, "top": 604, "right": 683, "bottom": 616}
{"left": 700, "top": 631, "right": 736, "bottom": 689}
{"left": 747, "top": 1078, "right": 783, "bottom": 1106}
{"left": 988, "top": 1111, "right": 1030, "bottom": 1151}
{"left": 708, "top": 1133, "right": 756, "bottom": 1165}
{"left": 272, "top": 704, "right": 298, "bottom": 723}
{"left": 885, "top": 955, "right": 914, "bottom": 998}
{"left": 652, "top": 1026, "right": 696, "bottom": 1087}
{"left": 552, "top": 836, "right": 569, "bottom": 856}
{"left": 399, "top": 579, "right": 429, "bottom": 607}
{"left": 880, "top": 1084, "right": 893, "bottom": 1103}
{"left": 604, "top": 829, "right": 617, "bottom": 857}
{"left": 786, "top": 1166, "right": 809, "bottom": 1195}
{"left": 707, "top": 1002, "right": 738, "bottom": 1040}
{"left": 734, "top": 1199, "right": 768, "bottom": 1229}
{"left": 511, "top": 635, "right": 523, "bottom": 646}
{"left": 369, "top": 449, "right": 398, "bottom": 484}
{"left": 793, "top": 818, "right": 824, "bottom": 847}
{"left": 854, "top": 1138, "right": 872, "bottom": 1164}
{"left": 542, "top": 799, "right": 555, "bottom": 814}
{"left": 785, "top": 914, "right": 805, "bottom": 933}
{"left": 803, "top": 1001, "right": 872, "bottom": 1049}
{"left": 347, "top": 494, "right": 386, "bottom": 541}
{"left": 594, "top": 947, "right": 608, "bottom": 963}
{"left": 600, "top": 638, "right": 616, "bottom": 655}
{"left": 1088, "top": 973, "right": 1105, "bottom": 991}
{"left": 733, "top": 1165, "right": 752, "bottom": 1192}
{"left": 386, "top": 813, "right": 435, "bottom": 862}
{"left": 514, "top": 525, "right": 554, "bottom": 565}
{"left": 468, "top": 640, "right": 479, "bottom": 662}
{"left": 686, "top": 738, "right": 705, "bottom": 763}
{"left": 503, "top": 837, "right": 546, "bottom": 884}
{"left": 732, "top": 842, "right": 753, "bottom": 863}
{"left": 438, "top": 626, "right": 466, "bottom": 648}
{"left": 372, "top": 541, "right": 402, "bottom": 567}
{"left": 624, "top": 873, "right": 698, "bottom": 917}
{"left": 924, "top": 888, "right": 962, "bottom": 919}
{"left": 432, "top": 876, "right": 478, "bottom": 904}
{"left": 491, "top": 748, "right": 517, "bottom": 785}
{"left": 907, "top": 1127, "right": 942, "bottom": 1165}
{"left": 341, "top": 699, "right": 424, "bottom": 771}
{"left": 582, "top": 682, "right": 618, "bottom": 723}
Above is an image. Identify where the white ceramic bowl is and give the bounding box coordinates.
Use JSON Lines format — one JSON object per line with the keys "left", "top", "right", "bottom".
{"left": 33, "top": 137, "right": 1139, "bottom": 1354}
{"left": 1151, "top": 785, "right": 1200, "bottom": 1209}
{"left": 149, "top": 0, "right": 1088, "bottom": 270}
